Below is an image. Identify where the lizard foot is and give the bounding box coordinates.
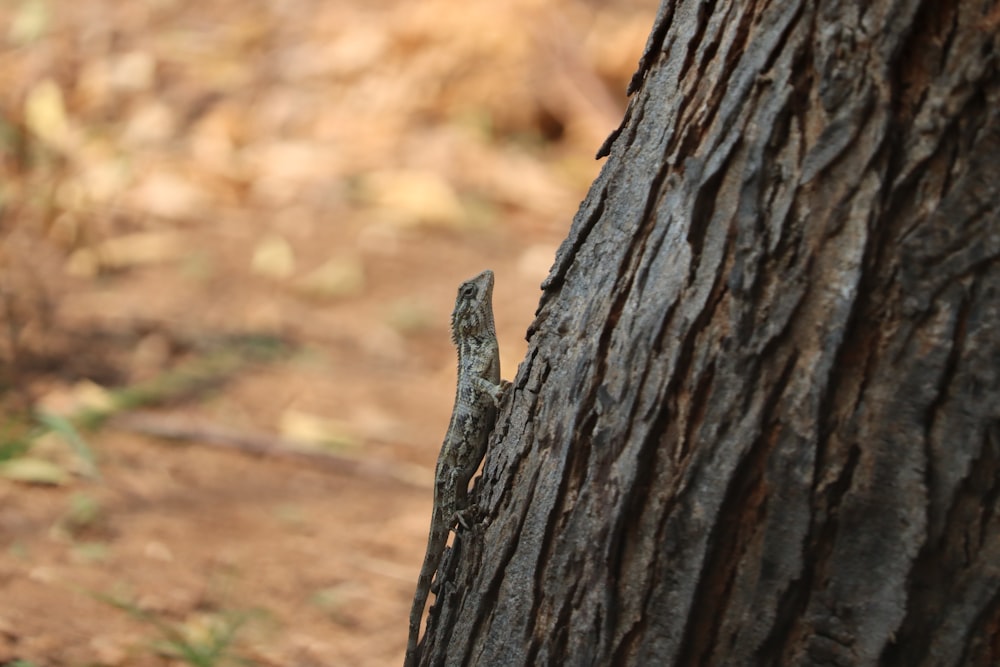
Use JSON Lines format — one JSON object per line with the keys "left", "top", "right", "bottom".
{"left": 493, "top": 379, "right": 513, "bottom": 407}
{"left": 454, "top": 504, "right": 483, "bottom": 531}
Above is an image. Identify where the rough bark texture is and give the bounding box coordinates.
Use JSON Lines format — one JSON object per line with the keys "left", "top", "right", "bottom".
{"left": 419, "top": 1, "right": 1000, "bottom": 665}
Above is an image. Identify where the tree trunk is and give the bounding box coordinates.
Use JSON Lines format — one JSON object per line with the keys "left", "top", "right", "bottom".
{"left": 418, "top": 1, "right": 1000, "bottom": 665}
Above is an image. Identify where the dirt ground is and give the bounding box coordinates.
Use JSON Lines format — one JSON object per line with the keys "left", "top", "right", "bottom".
{"left": 0, "top": 1, "right": 655, "bottom": 665}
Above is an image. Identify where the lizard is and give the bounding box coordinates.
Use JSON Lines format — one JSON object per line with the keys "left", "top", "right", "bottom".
{"left": 404, "top": 269, "right": 508, "bottom": 667}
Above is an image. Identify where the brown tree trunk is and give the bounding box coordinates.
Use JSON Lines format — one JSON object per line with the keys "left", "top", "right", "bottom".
{"left": 418, "top": 1, "right": 1000, "bottom": 665}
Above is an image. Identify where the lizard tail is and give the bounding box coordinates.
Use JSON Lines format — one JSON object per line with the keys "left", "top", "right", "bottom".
{"left": 404, "top": 527, "right": 448, "bottom": 667}
{"left": 404, "top": 569, "right": 432, "bottom": 667}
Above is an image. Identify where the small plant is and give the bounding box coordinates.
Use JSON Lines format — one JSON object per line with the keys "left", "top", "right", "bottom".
{"left": 0, "top": 412, "right": 99, "bottom": 485}
{"left": 35, "top": 412, "right": 100, "bottom": 478}
{"left": 59, "top": 492, "right": 104, "bottom": 534}
{"left": 95, "top": 592, "right": 259, "bottom": 667}
{"left": 0, "top": 430, "right": 30, "bottom": 463}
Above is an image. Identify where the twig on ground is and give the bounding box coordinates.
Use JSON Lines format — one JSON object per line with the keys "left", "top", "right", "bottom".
{"left": 112, "top": 412, "right": 430, "bottom": 490}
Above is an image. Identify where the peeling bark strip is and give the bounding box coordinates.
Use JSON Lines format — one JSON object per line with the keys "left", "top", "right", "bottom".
{"left": 418, "top": 2, "right": 1000, "bottom": 666}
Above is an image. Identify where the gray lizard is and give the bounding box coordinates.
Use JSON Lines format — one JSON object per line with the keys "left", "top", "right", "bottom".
{"left": 404, "top": 269, "right": 507, "bottom": 667}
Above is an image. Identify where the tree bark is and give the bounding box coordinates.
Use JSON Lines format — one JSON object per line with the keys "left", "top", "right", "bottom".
{"left": 419, "top": 1, "right": 1000, "bottom": 665}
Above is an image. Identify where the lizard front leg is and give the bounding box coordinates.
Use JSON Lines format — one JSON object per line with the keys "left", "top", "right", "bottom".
{"left": 474, "top": 377, "right": 510, "bottom": 407}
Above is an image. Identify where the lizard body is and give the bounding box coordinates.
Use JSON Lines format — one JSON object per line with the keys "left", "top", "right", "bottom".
{"left": 404, "top": 270, "right": 506, "bottom": 667}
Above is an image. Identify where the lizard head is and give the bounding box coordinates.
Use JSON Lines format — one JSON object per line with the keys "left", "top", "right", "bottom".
{"left": 451, "top": 269, "right": 496, "bottom": 343}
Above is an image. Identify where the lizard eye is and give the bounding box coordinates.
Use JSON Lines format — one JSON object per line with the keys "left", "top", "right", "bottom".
{"left": 461, "top": 284, "right": 477, "bottom": 299}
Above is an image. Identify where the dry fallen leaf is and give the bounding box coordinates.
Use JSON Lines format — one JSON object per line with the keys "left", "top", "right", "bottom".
{"left": 123, "top": 100, "right": 177, "bottom": 146}
{"left": 24, "top": 78, "right": 74, "bottom": 151}
{"left": 292, "top": 257, "right": 364, "bottom": 299}
{"left": 8, "top": 0, "right": 49, "bottom": 44}
{"left": 107, "top": 51, "right": 156, "bottom": 92}
{"left": 251, "top": 234, "right": 296, "bottom": 280}
{"left": 127, "top": 171, "right": 212, "bottom": 221}
{"left": 360, "top": 169, "right": 467, "bottom": 228}
{"left": 279, "top": 409, "right": 359, "bottom": 450}
{"left": 245, "top": 141, "right": 344, "bottom": 187}
{"left": 0, "top": 458, "right": 69, "bottom": 486}
{"left": 78, "top": 155, "right": 129, "bottom": 205}
{"left": 35, "top": 379, "right": 115, "bottom": 417}
{"left": 65, "top": 231, "right": 185, "bottom": 276}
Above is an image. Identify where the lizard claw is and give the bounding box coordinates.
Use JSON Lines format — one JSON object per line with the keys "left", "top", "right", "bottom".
{"left": 490, "top": 379, "right": 512, "bottom": 407}
{"left": 454, "top": 504, "right": 483, "bottom": 531}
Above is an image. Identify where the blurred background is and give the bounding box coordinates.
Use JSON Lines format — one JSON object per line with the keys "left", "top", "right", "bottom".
{"left": 0, "top": 0, "right": 656, "bottom": 664}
